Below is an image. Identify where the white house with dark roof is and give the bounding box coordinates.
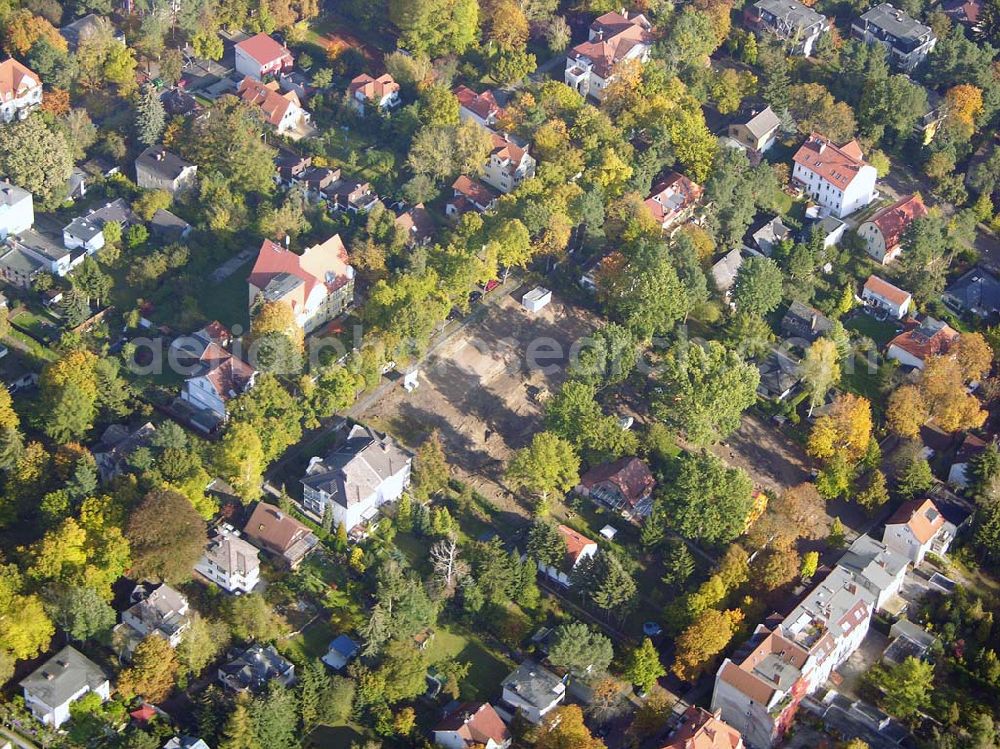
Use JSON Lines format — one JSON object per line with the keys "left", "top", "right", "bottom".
{"left": 851, "top": 3, "right": 936, "bottom": 71}
{"left": 564, "top": 11, "right": 653, "bottom": 100}
{"left": 744, "top": 0, "right": 829, "bottom": 56}
{"left": 218, "top": 644, "right": 295, "bottom": 692}
{"left": 301, "top": 424, "right": 412, "bottom": 532}
{"left": 135, "top": 146, "right": 198, "bottom": 195}
{"left": 792, "top": 134, "right": 877, "bottom": 218}
{"left": 20, "top": 646, "right": 110, "bottom": 727}
{"left": 500, "top": 661, "right": 566, "bottom": 724}
{"left": 116, "top": 582, "right": 191, "bottom": 653}
{"left": 195, "top": 527, "right": 260, "bottom": 593}
{"left": 943, "top": 267, "right": 1000, "bottom": 319}
{"left": 63, "top": 198, "right": 140, "bottom": 256}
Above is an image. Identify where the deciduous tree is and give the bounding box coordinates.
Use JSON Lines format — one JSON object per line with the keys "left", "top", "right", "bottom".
{"left": 807, "top": 393, "right": 872, "bottom": 465}
{"left": 659, "top": 451, "right": 754, "bottom": 544}
{"left": 505, "top": 432, "right": 580, "bottom": 507}
{"left": 125, "top": 488, "right": 207, "bottom": 584}
{"left": 672, "top": 608, "right": 743, "bottom": 681}
{"left": 118, "top": 635, "right": 179, "bottom": 702}
{"left": 623, "top": 638, "right": 665, "bottom": 693}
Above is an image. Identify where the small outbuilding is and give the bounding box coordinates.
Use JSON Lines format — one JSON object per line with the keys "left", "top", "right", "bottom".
{"left": 521, "top": 287, "right": 552, "bottom": 313}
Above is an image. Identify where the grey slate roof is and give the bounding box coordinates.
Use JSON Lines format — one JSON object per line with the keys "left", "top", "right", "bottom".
{"left": 0, "top": 181, "right": 31, "bottom": 209}
{"left": 754, "top": 0, "right": 826, "bottom": 30}
{"left": 12, "top": 229, "right": 68, "bottom": 263}
{"left": 219, "top": 644, "right": 294, "bottom": 692}
{"left": 502, "top": 661, "right": 564, "bottom": 709}
{"left": 857, "top": 3, "right": 933, "bottom": 44}
{"left": 943, "top": 267, "right": 1000, "bottom": 317}
{"left": 19, "top": 646, "right": 107, "bottom": 707}
{"left": 743, "top": 106, "right": 781, "bottom": 139}
{"left": 64, "top": 198, "right": 139, "bottom": 242}
{"left": 780, "top": 300, "right": 834, "bottom": 341}
{"left": 756, "top": 349, "right": 800, "bottom": 398}
{"left": 203, "top": 530, "right": 260, "bottom": 578}
{"left": 302, "top": 424, "right": 411, "bottom": 509}
{"left": 150, "top": 209, "right": 192, "bottom": 241}
{"left": 837, "top": 534, "right": 908, "bottom": 598}
{"left": 135, "top": 146, "right": 195, "bottom": 182}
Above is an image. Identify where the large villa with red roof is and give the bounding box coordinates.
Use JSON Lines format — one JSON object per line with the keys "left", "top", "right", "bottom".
{"left": 792, "top": 133, "right": 877, "bottom": 218}
{"left": 234, "top": 32, "right": 294, "bottom": 80}
{"left": 564, "top": 10, "right": 654, "bottom": 100}
{"left": 247, "top": 235, "right": 355, "bottom": 333}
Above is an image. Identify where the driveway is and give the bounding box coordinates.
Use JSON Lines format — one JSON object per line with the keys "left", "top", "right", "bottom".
{"left": 833, "top": 630, "right": 889, "bottom": 700}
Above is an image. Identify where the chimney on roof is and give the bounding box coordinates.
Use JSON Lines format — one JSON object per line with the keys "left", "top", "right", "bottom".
{"left": 818, "top": 141, "right": 827, "bottom": 154}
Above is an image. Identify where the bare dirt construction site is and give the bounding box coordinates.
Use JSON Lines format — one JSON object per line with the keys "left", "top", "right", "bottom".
{"left": 363, "top": 291, "right": 601, "bottom": 516}
{"left": 704, "top": 412, "right": 813, "bottom": 494}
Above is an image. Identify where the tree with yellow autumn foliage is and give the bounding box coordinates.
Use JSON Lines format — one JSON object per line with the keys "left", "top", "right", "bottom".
{"left": 672, "top": 608, "right": 744, "bottom": 681}
{"left": 944, "top": 84, "right": 984, "bottom": 138}
{"left": 887, "top": 384, "right": 929, "bottom": 439}
{"left": 807, "top": 393, "right": 872, "bottom": 464}
{"left": 921, "top": 355, "right": 987, "bottom": 432}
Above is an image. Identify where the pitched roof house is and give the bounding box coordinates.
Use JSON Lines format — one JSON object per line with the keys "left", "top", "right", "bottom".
{"left": 180, "top": 340, "right": 257, "bottom": 426}
{"left": 851, "top": 3, "right": 936, "bottom": 71}
{"left": 858, "top": 194, "right": 927, "bottom": 264}
{"left": 395, "top": 203, "right": 435, "bottom": 246}
{"left": 481, "top": 131, "right": 536, "bottom": 194}
{"left": 886, "top": 316, "right": 958, "bottom": 369}
{"left": 500, "top": 661, "right": 566, "bottom": 724}
{"left": 537, "top": 525, "right": 598, "bottom": 587}
{"left": 234, "top": 33, "right": 294, "bottom": 80}
{"left": 219, "top": 644, "right": 295, "bottom": 692}
{"left": 565, "top": 10, "right": 653, "bottom": 100}
{"left": 712, "top": 249, "right": 744, "bottom": 299}
{"left": 455, "top": 85, "right": 505, "bottom": 128}
{"left": 93, "top": 422, "right": 156, "bottom": 482}
{"left": 792, "top": 133, "right": 877, "bottom": 218}
{"left": 135, "top": 146, "right": 198, "bottom": 196}
{"left": 242, "top": 502, "right": 319, "bottom": 568}
{"left": 752, "top": 216, "right": 792, "bottom": 255}
{"left": 861, "top": 275, "right": 912, "bottom": 319}
{"left": 756, "top": 348, "right": 801, "bottom": 402}
{"left": 744, "top": 0, "right": 829, "bottom": 56}
{"left": 446, "top": 175, "right": 499, "bottom": 218}
{"left": 247, "top": 235, "right": 355, "bottom": 333}
{"left": 434, "top": 702, "right": 512, "bottom": 749}
{"left": 727, "top": 106, "right": 781, "bottom": 154}
{"left": 780, "top": 300, "right": 833, "bottom": 342}
{"left": 20, "top": 646, "right": 110, "bottom": 727}
{"left": 943, "top": 267, "right": 1000, "bottom": 319}
{"left": 322, "top": 634, "right": 360, "bottom": 670}
{"left": 883, "top": 497, "right": 957, "bottom": 564}
{"left": 645, "top": 172, "right": 703, "bottom": 231}
{"left": 117, "top": 582, "right": 191, "bottom": 653}
{"left": 948, "top": 433, "right": 989, "bottom": 489}
{"left": 576, "top": 457, "right": 656, "bottom": 516}
{"left": 237, "top": 77, "right": 309, "bottom": 135}
{"left": 195, "top": 527, "right": 260, "bottom": 593}
{"left": 348, "top": 73, "right": 400, "bottom": 114}
{"left": 302, "top": 424, "right": 412, "bottom": 533}
{"left": 661, "top": 705, "right": 744, "bottom": 749}
{"left": 62, "top": 198, "right": 140, "bottom": 266}
{"left": 0, "top": 58, "right": 42, "bottom": 123}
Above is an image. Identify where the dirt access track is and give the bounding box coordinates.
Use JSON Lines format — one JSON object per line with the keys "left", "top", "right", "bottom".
{"left": 363, "top": 291, "right": 601, "bottom": 512}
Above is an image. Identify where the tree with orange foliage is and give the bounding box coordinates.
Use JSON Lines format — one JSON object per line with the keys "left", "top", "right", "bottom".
{"left": 40, "top": 88, "right": 69, "bottom": 116}
{"left": 921, "top": 355, "right": 987, "bottom": 432}
{"left": 672, "top": 608, "right": 744, "bottom": 681}
{"left": 3, "top": 10, "right": 66, "bottom": 56}
{"left": 954, "top": 332, "right": 993, "bottom": 382}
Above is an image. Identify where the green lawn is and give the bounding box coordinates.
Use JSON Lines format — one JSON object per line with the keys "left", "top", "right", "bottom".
{"left": 282, "top": 618, "right": 336, "bottom": 664}
{"left": 845, "top": 314, "right": 901, "bottom": 347}
{"left": 423, "top": 623, "right": 514, "bottom": 701}
{"left": 842, "top": 359, "right": 883, "bottom": 404}
{"left": 197, "top": 259, "right": 254, "bottom": 333}
{"left": 305, "top": 725, "right": 366, "bottom": 748}
{"left": 10, "top": 308, "right": 60, "bottom": 343}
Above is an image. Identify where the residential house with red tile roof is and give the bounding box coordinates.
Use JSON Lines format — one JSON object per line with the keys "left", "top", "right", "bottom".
{"left": 433, "top": 702, "right": 512, "bottom": 749}
{"left": 537, "top": 525, "right": 598, "bottom": 587}
{"left": 576, "top": 456, "right": 656, "bottom": 516}
{"left": 482, "top": 132, "right": 535, "bottom": 194}
{"left": 792, "top": 133, "right": 877, "bottom": 218}
{"left": 883, "top": 497, "right": 957, "bottom": 564}
{"left": 455, "top": 85, "right": 505, "bottom": 128}
{"left": 243, "top": 502, "right": 318, "bottom": 569}
{"left": 0, "top": 58, "right": 41, "bottom": 123}
{"left": 395, "top": 203, "right": 435, "bottom": 246}
{"left": 237, "top": 77, "right": 309, "bottom": 136}
{"left": 247, "top": 235, "right": 355, "bottom": 333}
{"left": 861, "top": 274, "right": 912, "bottom": 319}
{"left": 446, "top": 175, "right": 499, "bottom": 218}
{"left": 886, "top": 316, "right": 958, "bottom": 369}
{"left": 234, "top": 33, "right": 294, "bottom": 80}
{"left": 661, "top": 706, "right": 744, "bottom": 749}
{"left": 180, "top": 341, "right": 256, "bottom": 424}
{"left": 858, "top": 194, "right": 927, "bottom": 263}
{"left": 644, "top": 172, "right": 703, "bottom": 231}
{"left": 348, "top": 73, "right": 400, "bottom": 114}
{"left": 564, "top": 10, "right": 654, "bottom": 100}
